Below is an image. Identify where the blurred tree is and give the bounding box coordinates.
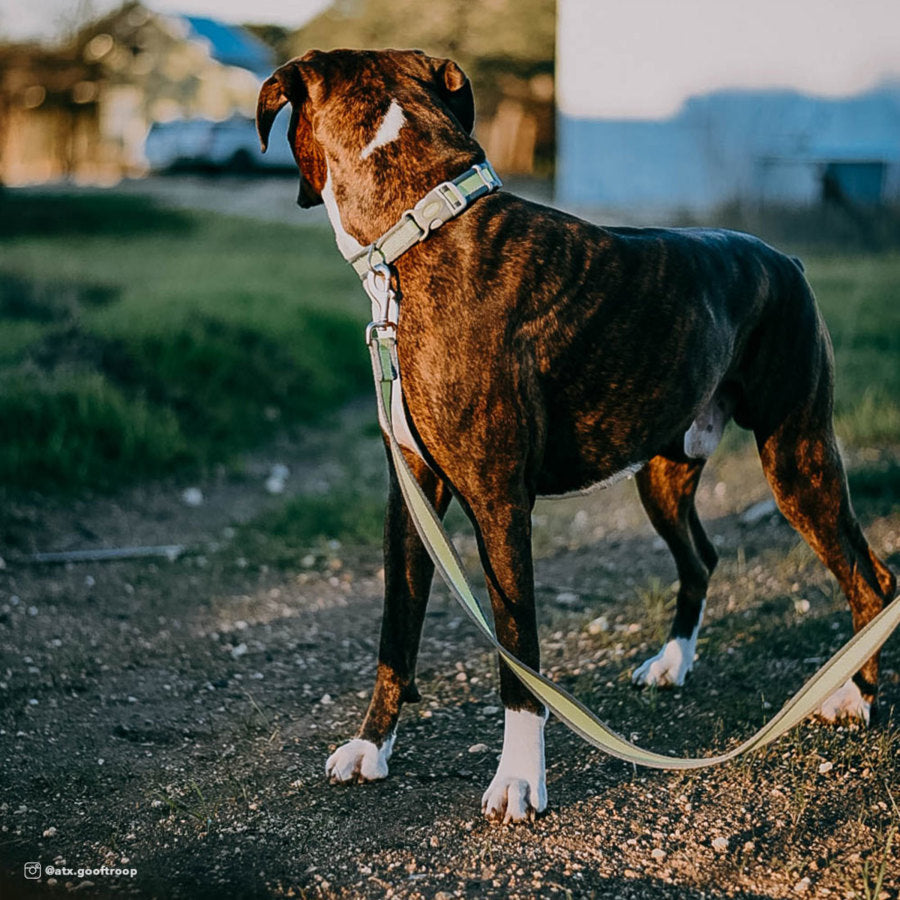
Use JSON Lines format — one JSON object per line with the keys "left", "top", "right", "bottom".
{"left": 244, "top": 23, "right": 292, "bottom": 62}
{"left": 284, "top": 0, "right": 556, "bottom": 174}
{"left": 287, "top": 0, "right": 554, "bottom": 68}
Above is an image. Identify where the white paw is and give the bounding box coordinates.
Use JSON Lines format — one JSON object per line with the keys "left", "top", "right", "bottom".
{"left": 633, "top": 603, "right": 704, "bottom": 688}
{"left": 482, "top": 708, "right": 547, "bottom": 824}
{"left": 815, "top": 679, "right": 871, "bottom": 725}
{"left": 482, "top": 775, "right": 546, "bottom": 823}
{"left": 632, "top": 637, "right": 695, "bottom": 687}
{"left": 325, "top": 735, "right": 394, "bottom": 783}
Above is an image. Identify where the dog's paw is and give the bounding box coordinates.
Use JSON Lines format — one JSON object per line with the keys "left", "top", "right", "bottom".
{"left": 814, "top": 679, "right": 871, "bottom": 726}
{"left": 325, "top": 736, "right": 394, "bottom": 783}
{"left": 632, "top": 637, "right": 695, "bottom": 688}
{"left": 482, "top": 775, "right": 547, "bottom": 824}
{"left": 481, "top": 708, "right": 547, "bottom": 824}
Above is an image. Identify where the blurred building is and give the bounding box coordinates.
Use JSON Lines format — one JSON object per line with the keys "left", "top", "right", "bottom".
{"left": 556, "top": 0, "right": 900, "bottom": 216}
{"left": 0, "top": 1, "right": 274, "bottom": 185}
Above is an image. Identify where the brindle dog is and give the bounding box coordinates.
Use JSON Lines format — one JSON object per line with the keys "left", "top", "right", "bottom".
{"left": 256, "top": 49, "right": 896, "bottom": 823}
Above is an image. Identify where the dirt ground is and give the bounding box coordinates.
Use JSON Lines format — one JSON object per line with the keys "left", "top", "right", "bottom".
{"left": 1, "top": 398, "right": 899, "bottom": 899}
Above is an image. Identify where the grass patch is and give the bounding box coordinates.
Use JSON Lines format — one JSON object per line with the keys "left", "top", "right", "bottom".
{"left": 0, "top": 190, "right": 895, "bottom": 495}
{"left": 0, "top": 189, "right": 367, "bottom": 492}
{"left": 803, "top": 254, "right": 900, "bottom": 446}
{"left": 0, "top": 189, "right": 195, "bottom": 238}
{"left": 847, "top": 459, "right": 900, "bottom": 516}
{"left": 233, "top": 492, "right": 385, "bottom": 567}
{"left": 0, "top": 368, "right": 188, "bottom": 489}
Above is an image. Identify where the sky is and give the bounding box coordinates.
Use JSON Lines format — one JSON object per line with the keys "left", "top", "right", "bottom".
{"left": 558, "top": 0, "right": 900, "bottom": 119}
{"left": 0, "top": 0, "right": 330, "bottom": 40}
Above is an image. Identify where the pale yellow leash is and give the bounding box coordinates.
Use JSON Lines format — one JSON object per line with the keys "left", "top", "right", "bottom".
{"left": 365, "top": 308, "right": 900, "bottom": 769}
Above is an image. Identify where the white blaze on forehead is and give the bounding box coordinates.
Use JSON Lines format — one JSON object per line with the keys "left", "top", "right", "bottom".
{"left": 321, "top": 163, "right": 364, "bottom": 259}
{"left": 360, "top": 98, "right": 407, "bottom": 159}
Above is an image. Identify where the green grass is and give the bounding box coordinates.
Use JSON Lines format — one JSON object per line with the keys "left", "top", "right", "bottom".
{"left": 804, "top": 254, "right": 900, "bottom": 445}
{"left": 0, "top": 190, "right": 896, "bottom": 496}
{"left": 232, "top": 492, "right": 387, "bottom": 565}
{"left": 0, "top": 190, "right": 367, "bottom": 491}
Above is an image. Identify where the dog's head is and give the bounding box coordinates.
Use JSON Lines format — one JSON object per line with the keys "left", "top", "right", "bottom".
{"left": 256, "top": 49, "right": 477, "bottom": 209}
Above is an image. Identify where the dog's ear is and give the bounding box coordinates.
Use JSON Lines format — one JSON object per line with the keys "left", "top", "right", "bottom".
{"left": 430, "top": 58, "right": 475, "bottom": 134}
{"left": 256, "top": 60, "right": 326, "bottom": 208}
{"left": 256, "top": 74, "right": 288, "bottom": 153}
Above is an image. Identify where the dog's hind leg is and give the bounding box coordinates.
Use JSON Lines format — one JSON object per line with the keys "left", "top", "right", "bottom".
{"left": 632, "top": 454, "right": 717, "bottom": 688}
{"left": 326, "top": 450, "right": 452, "bottom": 783}
{"left": 756, "top": 404, "right": 896, "bottom": 724}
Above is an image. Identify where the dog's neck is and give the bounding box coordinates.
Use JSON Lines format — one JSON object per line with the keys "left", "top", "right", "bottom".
{"left": 319, "top": 101, "right": 483, "bottom": 257}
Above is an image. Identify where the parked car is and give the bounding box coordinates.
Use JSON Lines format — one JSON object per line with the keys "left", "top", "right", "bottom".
{"left": 144, "top": 108, "right": 295, "bottom": 172}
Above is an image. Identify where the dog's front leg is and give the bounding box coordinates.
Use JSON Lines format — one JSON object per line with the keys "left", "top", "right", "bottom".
{"left": 471, "top": 495, "right": 548, "bottom": 823}
{"left": 326, "top": 450, "right": 451, "bottom": 783}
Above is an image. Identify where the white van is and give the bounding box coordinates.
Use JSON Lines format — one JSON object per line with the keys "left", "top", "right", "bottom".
{"left": 145, "top": 107, "right": 295, "bottom": 172}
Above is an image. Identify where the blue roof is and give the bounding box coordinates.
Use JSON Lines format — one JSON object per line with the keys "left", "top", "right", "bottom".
{"left": 182, "top": 15, "right": 273, "bottom": 74}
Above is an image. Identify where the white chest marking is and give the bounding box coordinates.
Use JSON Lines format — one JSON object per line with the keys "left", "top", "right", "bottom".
{"left": 632, "top": 599, "right": 705, "bottom": 688}
{"left": 360, "top": 99, "right": 406, "bottom": 160}
{"left": 482, "top": 707, "right": 548, "bottom": 823}
{"left": 321, "top": 163, "right": 364, "bottom": 259}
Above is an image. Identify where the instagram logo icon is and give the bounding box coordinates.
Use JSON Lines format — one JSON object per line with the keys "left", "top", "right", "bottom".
{"left": 24, "top": 861, "right": 41, "bottom": 880}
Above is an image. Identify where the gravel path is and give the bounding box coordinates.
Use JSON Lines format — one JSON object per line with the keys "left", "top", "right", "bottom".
{"left": 1, "top": 404, "right": 898, "bottom": 898}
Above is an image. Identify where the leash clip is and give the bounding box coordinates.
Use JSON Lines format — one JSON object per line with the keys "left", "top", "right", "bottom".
{"left": 363, "top": 261, "right": 398, "bottom": 346}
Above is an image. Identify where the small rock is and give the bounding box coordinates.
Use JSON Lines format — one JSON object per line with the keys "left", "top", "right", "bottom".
{"left": 320, "top": 693, "right": 333, "bottom": 706}
{"left": 818, "top": 760, "right": 833, "bottom": 774}
{"left": 482, "top": 705, "right": 500, "bottom": 716}
{"left": 794, "top": 598, "right": 811, "bottom": 614}
{"left": 555, "top": 591, "right": 579, "bottom": 607}
{"left": 43, "top": 826, "right": 57, "bottom": 837}
{"left": 740, "top": 498, "right": 777, "bottom": 525}
{"left": 650, "top": 848, "right": 666, "bottom": 862}
{"left": 587, "top": 616, "right": 609, "bottom": 635}
{"left": 468, "top": 743, "right": 489, "bottom": 754}
{"left": 231, "top": 643, "right": 248, "bottom": 659}
{"left": 181, "top": 487, "right": 204, "bottom": 507}
{"left": 265, "top": 474, "right": 286, "bottom": 495}
{"left": 711, "top": 836, "right": 729, "bottom": 853}
{"left": 793, "top": 876, "right": 811, "bottom": 893}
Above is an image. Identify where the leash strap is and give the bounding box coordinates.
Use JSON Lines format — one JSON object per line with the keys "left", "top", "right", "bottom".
{"left": 348, "top": 162, "right": 502, "bottom": 278}
{"left": 366, "top": 323, "right": 900, "bottom": 768}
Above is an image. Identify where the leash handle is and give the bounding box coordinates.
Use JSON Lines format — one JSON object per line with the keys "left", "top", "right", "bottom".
{"left": 367, "top": 327, "right": 900, "bottom": 769}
